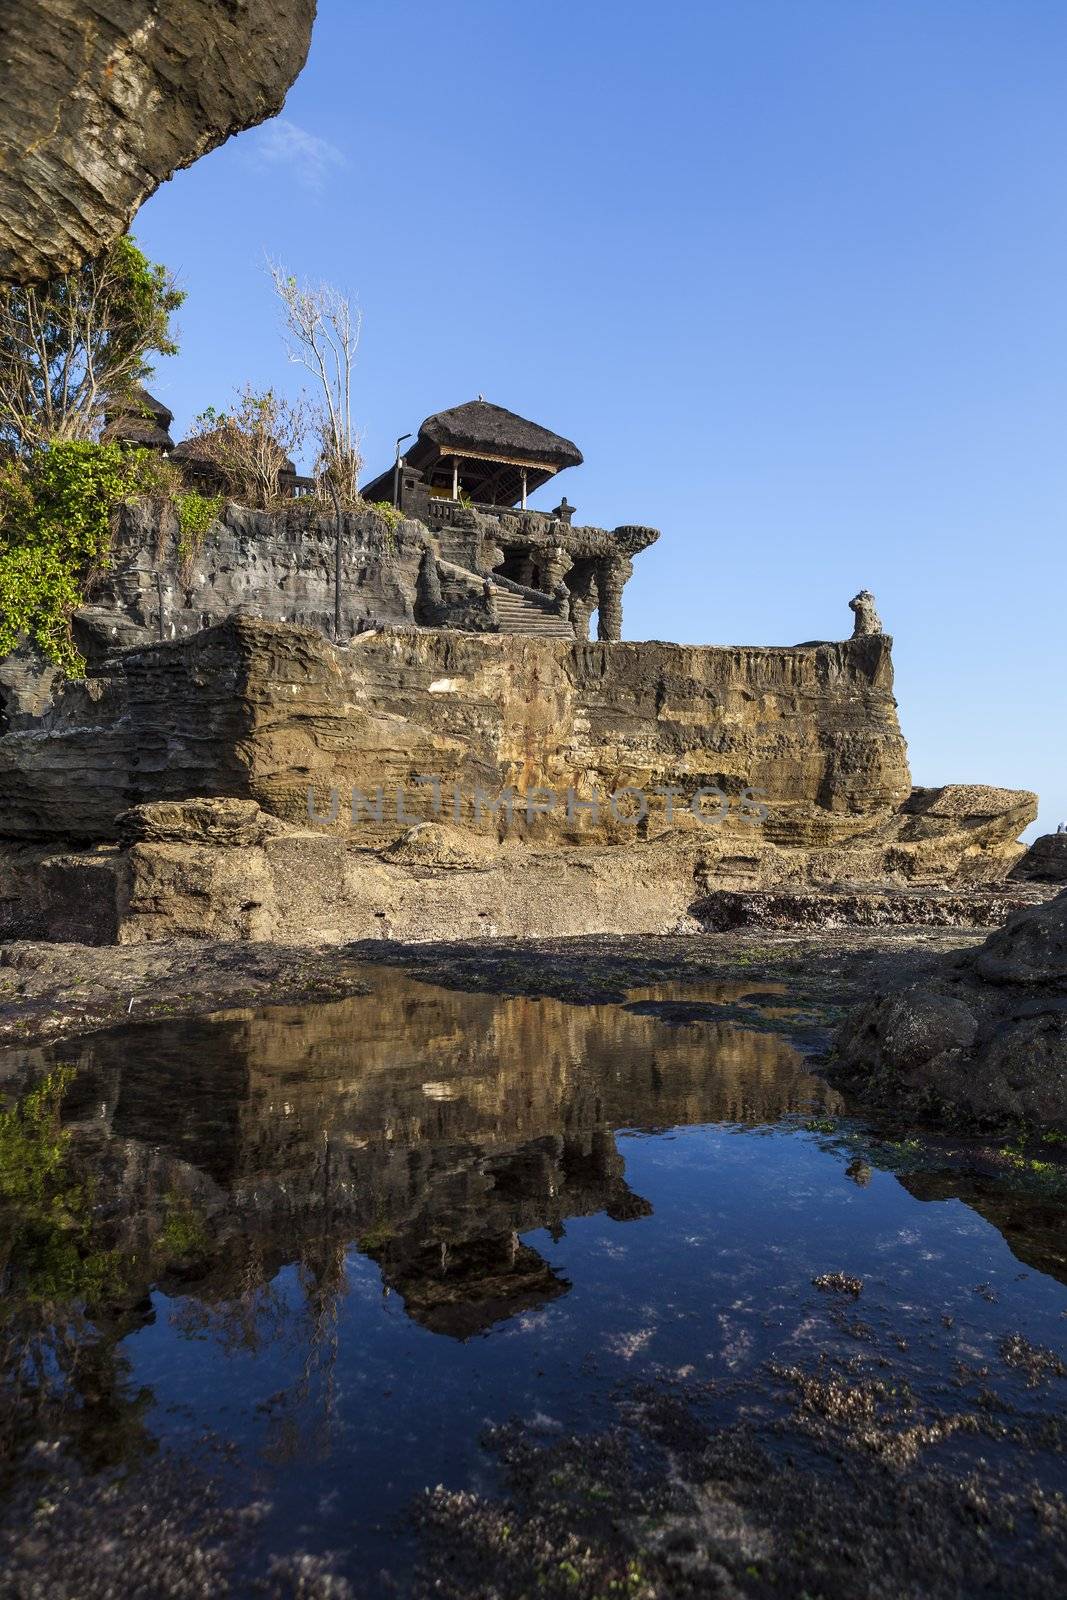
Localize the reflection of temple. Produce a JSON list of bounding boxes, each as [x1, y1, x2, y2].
[[20, 972, 831, 1339]]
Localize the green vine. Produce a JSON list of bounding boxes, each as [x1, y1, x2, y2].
[[0, 441, 179, 676], [175, 490, 223, 569]]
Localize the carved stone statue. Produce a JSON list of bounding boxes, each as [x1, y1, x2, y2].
[[849, 589, 883, 637]]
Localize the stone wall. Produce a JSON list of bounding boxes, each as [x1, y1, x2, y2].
[[77, 502, 435, 657]]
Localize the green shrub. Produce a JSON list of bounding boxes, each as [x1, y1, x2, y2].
[[0, 440, 185, 676], [367, 498, 405, 554]]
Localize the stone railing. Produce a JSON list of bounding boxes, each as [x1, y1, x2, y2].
[[488, 569, 570, 617], [426, 499, 563, 535]]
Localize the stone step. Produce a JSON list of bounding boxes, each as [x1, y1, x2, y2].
[[489, 585, 574, 638]]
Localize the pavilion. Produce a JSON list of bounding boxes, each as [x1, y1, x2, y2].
[[361, 397, 583, 510]]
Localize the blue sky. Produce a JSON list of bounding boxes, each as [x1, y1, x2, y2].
[[134, 0, 1067, 837]]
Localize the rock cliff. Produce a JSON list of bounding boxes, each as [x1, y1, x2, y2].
[[0, 616, 1038, 943], [0, 0, 316, 282]]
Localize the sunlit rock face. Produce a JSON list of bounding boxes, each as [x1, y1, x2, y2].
[[0, 615, 912, 846], [0, 0, 316, 283], [0, 617, 1038, 941]]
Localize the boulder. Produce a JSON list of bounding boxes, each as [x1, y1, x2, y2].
[[118, 840, 275, 943], [0, 0, 316, 283], [968, 889, 1067, 985], [833, 889, 1067, 1130], [834, 988, 978, 1090], [116, 799, 284, 848], [1010, 833, 1067, 884]]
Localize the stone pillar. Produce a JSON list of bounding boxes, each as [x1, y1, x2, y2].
[[566, 562, 597, 640], [595, 556, 632, 642], [542, 542, 573, 592], [569, 594, 592, 640]]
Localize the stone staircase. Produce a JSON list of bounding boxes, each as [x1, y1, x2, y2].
[[490, 583, 574, 638]]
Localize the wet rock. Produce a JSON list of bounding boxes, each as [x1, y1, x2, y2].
[[969, 890, 1067, 985], [812, 1272, 864, 1297], [0, 1, 317, 283], [835, 987, 979, 1080], [833, 890, 1067, 1131], [695, 886, 1037, 931]]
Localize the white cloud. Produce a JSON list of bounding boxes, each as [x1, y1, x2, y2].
[[250, 118, 346, 192]]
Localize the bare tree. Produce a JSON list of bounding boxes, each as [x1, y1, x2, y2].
[[183, 386, 306, 509], [0, 237, 182, 453], [268, 263, 362, 505]]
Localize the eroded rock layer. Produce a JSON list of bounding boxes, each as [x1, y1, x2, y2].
[[0, 0, 316, 282], [0, 619, 1038, 942], [0, 615, 912, 845]]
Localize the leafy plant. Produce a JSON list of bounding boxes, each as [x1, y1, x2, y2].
[[175, 489, 223, 568], [0, 235, 183, 452], [367, 498, 404, 551], [0, 440, 177, 674]]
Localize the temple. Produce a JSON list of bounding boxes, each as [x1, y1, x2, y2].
[[364, 397, 658, 642], [96, 392, 659, 643]]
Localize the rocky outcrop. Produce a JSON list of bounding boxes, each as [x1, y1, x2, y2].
[[694, 885, 1047, 932], [833, 889, 1067, 1130], [0, 0, 316, 283], [77, 501, 434, 658], [0, 614, 913, 845], [0, 613, 1038, 941], [1011, 833, 1067, 884]]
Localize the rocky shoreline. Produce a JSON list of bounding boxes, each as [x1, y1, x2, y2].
[[834, 888, 1067, 1132]]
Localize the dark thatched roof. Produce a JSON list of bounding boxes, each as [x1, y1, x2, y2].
[[362, 399, 583, 508], [101, 386, 174, 451], [417, 400, 582, 473]]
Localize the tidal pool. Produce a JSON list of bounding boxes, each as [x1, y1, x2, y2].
[[1, 967, 1065, 1596]]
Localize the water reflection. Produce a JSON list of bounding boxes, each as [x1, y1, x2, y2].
[[2, 973, 837, 1345], [2, 965, 1067, 1586]]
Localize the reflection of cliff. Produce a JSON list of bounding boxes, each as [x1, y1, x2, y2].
[[10, 971, 836, 1337], [898, 1171, 1067, 1288]]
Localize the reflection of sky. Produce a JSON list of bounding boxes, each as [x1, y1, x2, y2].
[[129, 1124, 1067, 1588]]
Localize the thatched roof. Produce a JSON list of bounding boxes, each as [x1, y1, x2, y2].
[[362, 399, 583, 507], [418, 400, 582, 473], [101, 386, 174, 451]]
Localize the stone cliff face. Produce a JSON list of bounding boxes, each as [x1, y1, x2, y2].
[[0, 615, 912, 846], [0, 0, 316, 282], [0, 618, 1037, 942], [80, 502, 433, 654]]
